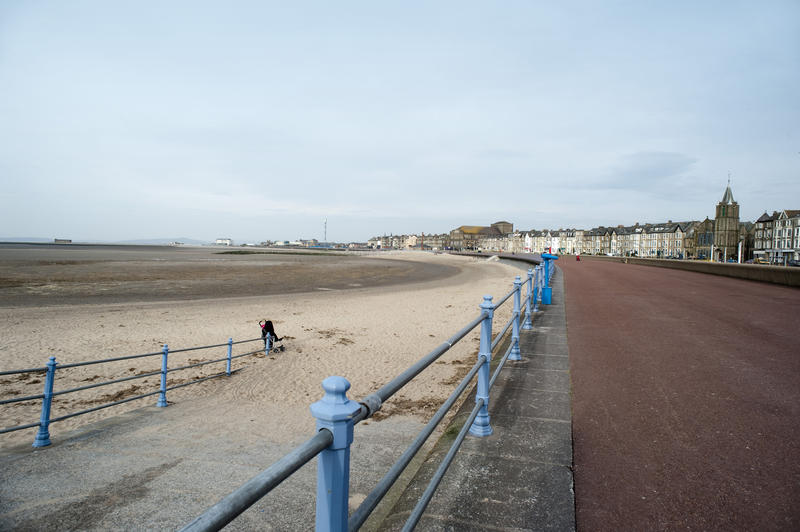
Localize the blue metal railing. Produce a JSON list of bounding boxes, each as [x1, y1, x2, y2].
[[0, 335, 278, 446], [183, 258, 560, 531]]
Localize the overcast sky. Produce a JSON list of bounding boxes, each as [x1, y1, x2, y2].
[[1, 1, 798, 243]]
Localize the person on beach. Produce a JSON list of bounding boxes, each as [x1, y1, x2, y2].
[[259, 319, 282, 347]]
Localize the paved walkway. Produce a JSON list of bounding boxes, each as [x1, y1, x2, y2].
[[9, 257, 794, 531], [379, 265, 575, 531], [560, 257, 800, 531]]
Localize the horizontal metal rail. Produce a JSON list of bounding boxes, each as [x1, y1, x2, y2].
[[402, 398, 486, 531], [0, 421, 41, 435], [361, 313, 486, 415], [180, 428, 334, 532], [169, 342, 230, 354], [167, 357, 229, 373], [0, 367, 46, 376], [494, 284, 518, 309], [0, 392, 46, 406], [231, 338, 262, 346], [348, 355, 487, 530], [230, 349, 263, 360], [47, 371, 239, 425], [57, 350, 163, 369], [51, 370, 161, 397], [164, 371, 235, 393], [490, 341, 516, 390]]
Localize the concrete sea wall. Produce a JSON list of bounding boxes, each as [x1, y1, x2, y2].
[[447, 251, 799, 287], [583, 255, 800, 287]]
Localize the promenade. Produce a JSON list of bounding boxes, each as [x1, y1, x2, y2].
[[2, 256, 797, 530], [561, 257, 799, 531]]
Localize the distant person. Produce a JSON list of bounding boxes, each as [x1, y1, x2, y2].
[[259, 319, 282, 347], [576, 252, 581, 261]]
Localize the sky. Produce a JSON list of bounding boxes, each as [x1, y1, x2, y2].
[[1, 1, 798, 244]]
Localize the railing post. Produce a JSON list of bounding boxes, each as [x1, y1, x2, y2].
[[310, 376, 360, 532], [226, 338, 233, 376], [543, 256, 550, 284], [541, 254, 559, 305], [542, 258, 553, 305], [32, 356, 57, 448], [469, 295, 494, 437], [157, 344, 168, 407], [510, 276, 522, 361], [523, 268, 533, 330], [533, 265, 541, 313]]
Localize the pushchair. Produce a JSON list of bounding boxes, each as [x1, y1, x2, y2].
[[259, 320, 285, 353]]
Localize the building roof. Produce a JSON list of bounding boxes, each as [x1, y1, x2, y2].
[[456, 225, 488, 235], [454, 225, 505, 236]]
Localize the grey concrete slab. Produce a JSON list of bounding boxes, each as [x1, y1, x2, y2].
[[501, 367, 571, 392], [491, 382, 572, 421], [380, 457, 573, 532], [512, 355, 570, 371], [522, 331, 568, 357]]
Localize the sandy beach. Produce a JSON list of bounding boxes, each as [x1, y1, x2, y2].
[[0, 248, 521, 450]]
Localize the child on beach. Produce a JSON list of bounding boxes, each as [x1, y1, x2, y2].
[[259, 320, 282, 348]]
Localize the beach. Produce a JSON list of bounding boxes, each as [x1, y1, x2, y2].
[[0, 247, 521, 450]]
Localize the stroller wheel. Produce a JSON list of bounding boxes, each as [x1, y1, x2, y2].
[[279, 345, 285, 352]]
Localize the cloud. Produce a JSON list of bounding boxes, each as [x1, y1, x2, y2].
[[599, 151, 699, 191]]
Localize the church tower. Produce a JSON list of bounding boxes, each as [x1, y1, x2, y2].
[[713, 179, 740, 261]]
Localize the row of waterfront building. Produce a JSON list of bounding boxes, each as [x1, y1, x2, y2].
[[368, 184, 800, 264]]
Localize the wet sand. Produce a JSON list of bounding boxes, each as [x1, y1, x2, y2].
[[0, 244, 457, 307]]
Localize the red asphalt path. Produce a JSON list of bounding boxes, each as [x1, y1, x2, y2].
[[560, 258, 799, 531]]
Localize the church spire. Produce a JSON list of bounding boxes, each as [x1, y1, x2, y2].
[[721, 174, 735, 205]]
